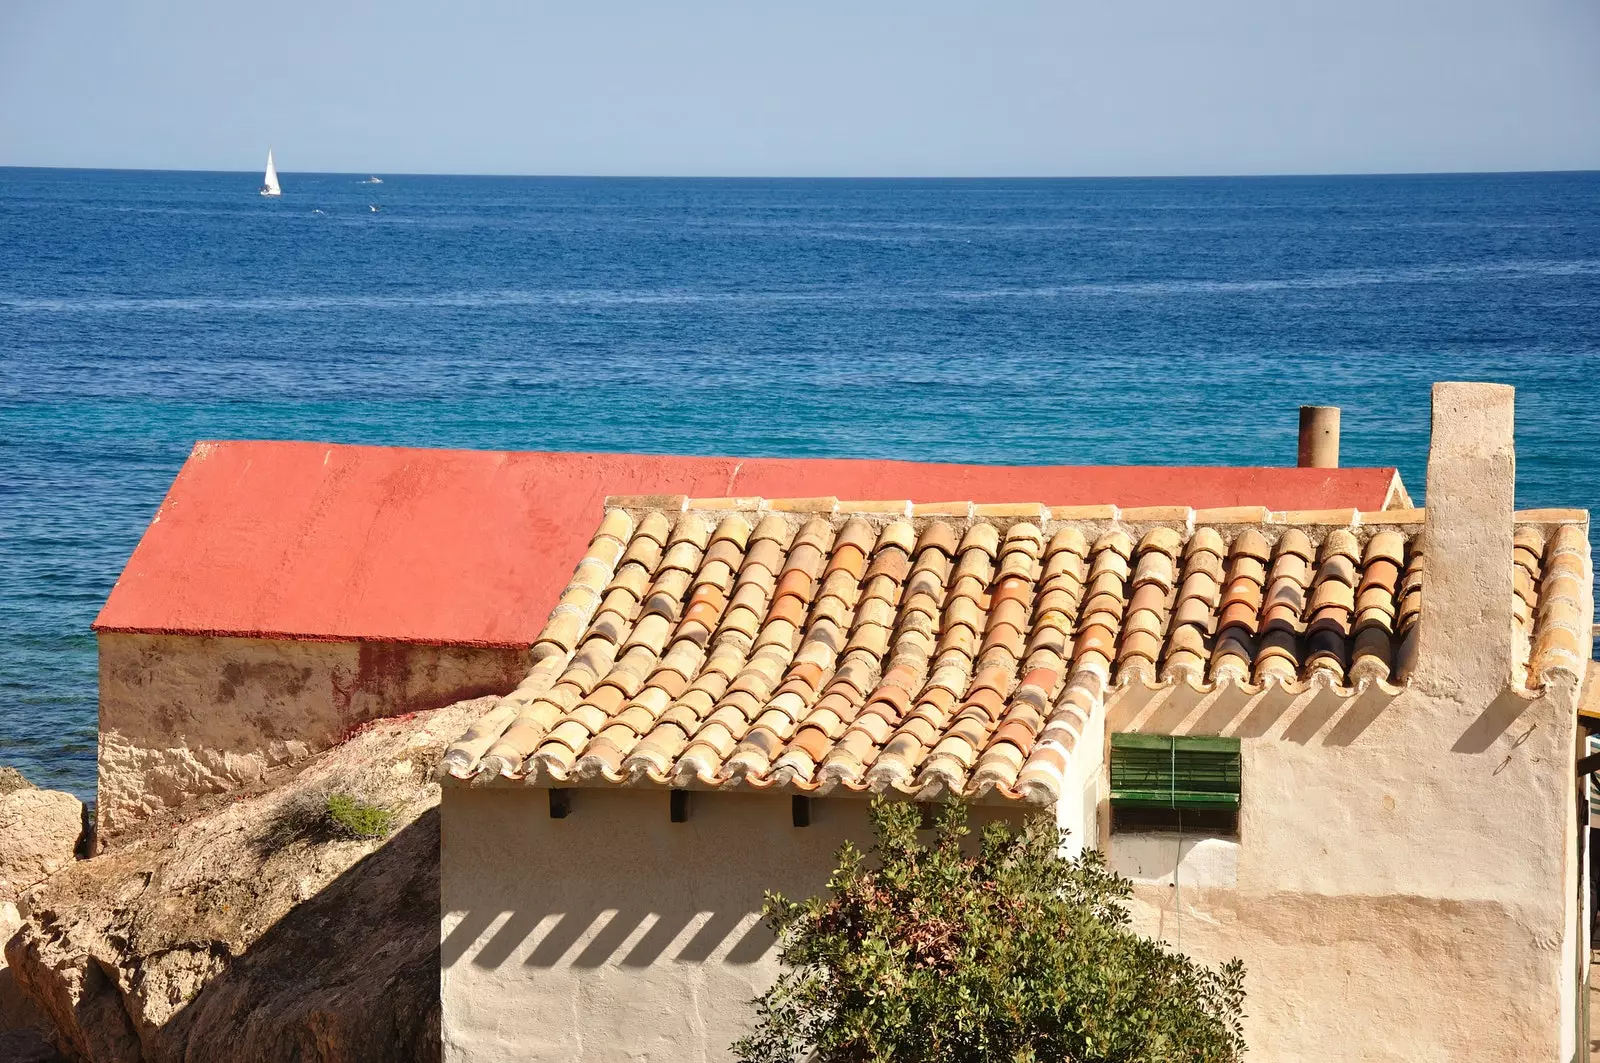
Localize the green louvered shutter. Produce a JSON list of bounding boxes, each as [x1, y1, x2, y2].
[[1110, 733, 1240, 810]]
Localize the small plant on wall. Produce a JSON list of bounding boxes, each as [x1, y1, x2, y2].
[[734, 798, 1246, 1063]]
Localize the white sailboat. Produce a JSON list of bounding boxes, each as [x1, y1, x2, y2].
[[260, 149, 281, 196]]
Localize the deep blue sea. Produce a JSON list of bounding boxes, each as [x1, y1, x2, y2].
[[2, 167, 1598, 798]]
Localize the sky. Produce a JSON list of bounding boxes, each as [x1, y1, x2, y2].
[[2, 0, 1598, 177]]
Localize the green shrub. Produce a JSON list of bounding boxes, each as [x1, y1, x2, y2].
[[735, 798, 1246, 1063], [323, 792, 395, 840], [257, 789, 395, 853]]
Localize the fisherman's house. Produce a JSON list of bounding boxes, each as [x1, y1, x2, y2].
[[94, 384, 1593, 1062]]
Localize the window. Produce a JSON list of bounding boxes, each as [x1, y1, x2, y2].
[[1109, 733, 1241, 835]]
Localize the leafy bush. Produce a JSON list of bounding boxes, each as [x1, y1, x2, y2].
[[257, 790, 395, 853], [735, 799, 1246, 1063], [323, 792, 395, 840]]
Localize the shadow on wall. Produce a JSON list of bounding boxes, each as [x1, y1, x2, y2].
[[439, 790, 823, 979], [1110, 681, 1403, 747], [1451, 688, 1540, 755], [438, 788, 871, 1062], [1115, 678, 1551, 761], [444, 893, 776, 972], [439, 789, 1028, 984]]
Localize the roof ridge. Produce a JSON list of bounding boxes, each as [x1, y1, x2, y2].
[[603, 495, 1587, 529]]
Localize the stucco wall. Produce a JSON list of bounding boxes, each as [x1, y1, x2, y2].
[[1056, 701, 1103, 859], [98, 632, 529, 835], [1103, 679, 1580, 1062], [439, 788, 1021, 1063]]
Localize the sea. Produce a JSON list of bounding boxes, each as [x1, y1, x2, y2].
[[2, 167, 1598, 799]]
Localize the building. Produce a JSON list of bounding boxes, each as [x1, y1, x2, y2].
[[438, 384, 1592, 1062], [91, 437, 1398, 837]]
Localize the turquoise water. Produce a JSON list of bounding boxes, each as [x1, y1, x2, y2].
[[2, 167, 1598, 798]]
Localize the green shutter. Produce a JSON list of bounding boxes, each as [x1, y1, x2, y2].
[[1110, 733, 1240, 810]]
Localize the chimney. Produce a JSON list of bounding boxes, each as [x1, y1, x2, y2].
[[1297, 406, 1341, 468], [1414, 382, 1517, 696]]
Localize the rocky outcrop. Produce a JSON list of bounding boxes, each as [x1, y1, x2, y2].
[[3, 900, 53, 1034], [1, 940, 62, 1061], [0, 1024, 67, 1063], [6, 697, 488, 1063], [1, 769, 78, 1061], [0, 774, 84, 900], [1, 767, 35, 794]]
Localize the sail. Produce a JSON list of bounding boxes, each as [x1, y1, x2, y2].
[[262, 150, 281, 196]]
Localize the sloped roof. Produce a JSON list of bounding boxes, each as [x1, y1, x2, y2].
[[93, 440, 1409, 646], [442, 497, 1587, 804]]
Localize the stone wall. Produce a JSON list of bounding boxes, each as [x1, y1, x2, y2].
[[98, 633, 529, 836]]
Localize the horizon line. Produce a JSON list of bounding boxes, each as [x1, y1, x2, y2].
[[3, 164, 1599, 182]]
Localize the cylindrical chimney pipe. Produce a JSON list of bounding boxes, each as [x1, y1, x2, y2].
[[1298, 406, 1341, 468]]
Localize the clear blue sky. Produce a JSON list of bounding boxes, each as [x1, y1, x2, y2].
[[3, 0, 1598, 176]]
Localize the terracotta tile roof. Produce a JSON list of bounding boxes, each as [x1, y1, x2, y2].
[[442, 498, 1591, 804]]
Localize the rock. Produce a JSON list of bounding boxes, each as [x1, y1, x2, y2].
[[0, 783, 84, 901], [0, 1025, 68, 1063], [0, 768, 84, 1047], [3, 900, 54, 1050], [3, 900, 50, 1029], [5, 697, 487, 1063]]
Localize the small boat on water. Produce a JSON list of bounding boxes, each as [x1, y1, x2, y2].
[[362, 176, 384, 184], [260, 149, 281, 197]]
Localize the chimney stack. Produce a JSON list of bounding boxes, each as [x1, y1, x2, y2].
[[1298, 406, 1341, 468], [1414, 382, 1517, 696]]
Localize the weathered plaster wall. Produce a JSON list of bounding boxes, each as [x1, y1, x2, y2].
[[98, 633, 529, 835], [1104, 680, 1579, 1062], [439, 789, 1021, 1063]]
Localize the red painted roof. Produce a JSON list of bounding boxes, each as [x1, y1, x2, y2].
[[93, 440, 1407, 646]]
